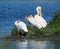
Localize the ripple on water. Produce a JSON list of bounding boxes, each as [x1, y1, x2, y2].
[[0, 39, 60, 49]]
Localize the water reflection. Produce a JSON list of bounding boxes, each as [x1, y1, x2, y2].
[[0, 39, 60, 49], [16, 40, 28, 49], [16, 40, 60, 49], [16, 39, 38, 49]]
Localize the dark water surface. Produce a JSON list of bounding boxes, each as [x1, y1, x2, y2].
[[0, 39, 60, 49], [0, 2, 60, 36]]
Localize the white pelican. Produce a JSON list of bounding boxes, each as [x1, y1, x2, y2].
[[14, 20, 28, 37], [34, 6, 47, 28], [25, 6, 47, 29], [25, 15, 42, 29]]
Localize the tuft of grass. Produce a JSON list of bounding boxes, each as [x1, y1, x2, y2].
[[11, 27, 18, 36]]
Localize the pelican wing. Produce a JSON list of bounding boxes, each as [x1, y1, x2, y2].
[[27, 18, 42, 29], [15, 21, 28, 32], [34, 15, 47, 28], [19, 22, 28, 32]]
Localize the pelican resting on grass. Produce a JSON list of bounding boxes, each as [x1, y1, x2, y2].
[[25, 6, 47, 29], [25, 15, 42, 29], [14, 20, 28, 37], [35, 6, 47, 27]]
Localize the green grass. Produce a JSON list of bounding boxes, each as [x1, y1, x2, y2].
[[11, 12, 60, 38]]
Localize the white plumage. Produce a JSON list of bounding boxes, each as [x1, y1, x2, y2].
[[25, 15, 42, 29], [14, 20, 28, 37], [25, 6, 47, 29], [34, 15, 47, 28], [34, 6, 47, 28]]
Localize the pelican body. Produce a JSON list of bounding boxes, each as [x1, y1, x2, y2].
[[25, 6, 47, 29], [15, 20, 28, 37], [25, 15, 42, 29], [34, 15, 47, 28], [35, 6, 47, 27]]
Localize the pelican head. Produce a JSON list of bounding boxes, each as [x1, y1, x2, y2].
[[16, 19, 20, 23], [25, 15, 34, 20], [36, 6, 41, 16]]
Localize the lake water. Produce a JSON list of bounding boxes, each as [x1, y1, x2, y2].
[[0, 39, 60, 49]]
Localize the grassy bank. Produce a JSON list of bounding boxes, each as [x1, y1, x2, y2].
[[11, 12, 60, 38]]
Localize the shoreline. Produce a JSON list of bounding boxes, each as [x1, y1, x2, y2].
[[1, 35, 60, 41]]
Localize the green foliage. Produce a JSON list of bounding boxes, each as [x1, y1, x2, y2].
[[11, 27, 18, 36], [11, 12, 60, 37]]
